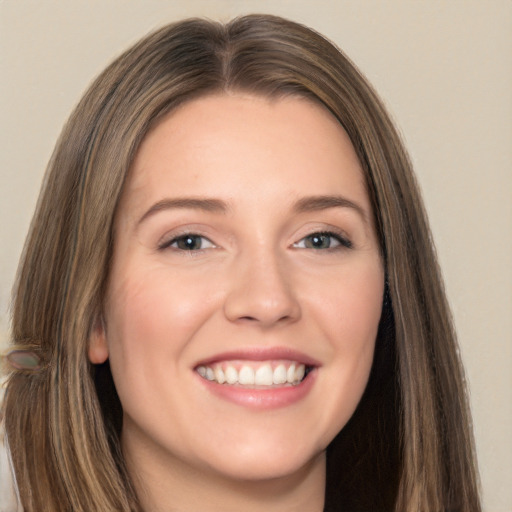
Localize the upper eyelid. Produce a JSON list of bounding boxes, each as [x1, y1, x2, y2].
[[295, 225, 352, 242], [157, 226, 212, 246]]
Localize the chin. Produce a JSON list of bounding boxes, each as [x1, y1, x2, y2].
[[198, 440, 326, 483]]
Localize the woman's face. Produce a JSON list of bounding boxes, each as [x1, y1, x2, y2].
[[89, 93, 384, 483]]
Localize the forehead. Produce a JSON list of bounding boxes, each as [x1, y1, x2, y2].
[[121, 93, 370, 215]]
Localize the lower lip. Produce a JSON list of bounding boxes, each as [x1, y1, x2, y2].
[[196, 370, 317, 410]]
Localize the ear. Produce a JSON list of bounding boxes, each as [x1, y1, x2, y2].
[[88, 317, 109, 364]]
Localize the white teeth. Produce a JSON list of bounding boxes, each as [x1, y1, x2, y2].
[[273, 364, 287, 384], [225, 365, 238, 384], [287, 363, 296, 383], [197, 361, 310, 387], [214, 366, 226, 384], [239, 365, 255, 385], [255, 364, 273, 385]]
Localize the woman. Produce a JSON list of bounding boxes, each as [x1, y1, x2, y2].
[[1, 14, 480, 511]]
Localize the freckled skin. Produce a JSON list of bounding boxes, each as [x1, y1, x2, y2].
[[89, 93, 384, 511]]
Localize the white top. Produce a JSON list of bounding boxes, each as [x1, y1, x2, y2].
[[0, 430, 22, 512]]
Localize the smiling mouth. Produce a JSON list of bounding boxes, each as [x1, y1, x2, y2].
[[195, 360, 313, 388]]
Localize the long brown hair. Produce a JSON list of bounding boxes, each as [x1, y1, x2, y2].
[[2, 14, 480, 511]]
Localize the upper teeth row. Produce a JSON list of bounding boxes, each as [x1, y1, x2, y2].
[[196, 362, 306, 386]]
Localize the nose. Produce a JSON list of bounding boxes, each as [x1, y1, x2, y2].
[[223, 247, 301, 327]]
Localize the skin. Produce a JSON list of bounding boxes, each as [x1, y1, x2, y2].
[[89, 93, 384, 512]]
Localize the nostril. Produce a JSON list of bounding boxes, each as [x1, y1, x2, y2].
[[234, 314, 296, 329]]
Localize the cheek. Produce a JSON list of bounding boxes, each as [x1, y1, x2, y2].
[[102, 262, 225, 394], [317, 260, 384, 345], [312, 262, 383, 424], [102, 272, 210, 420], [106, 263, 209, 341]]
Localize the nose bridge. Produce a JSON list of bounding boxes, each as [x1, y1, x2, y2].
[[223, 241, 301, 326]]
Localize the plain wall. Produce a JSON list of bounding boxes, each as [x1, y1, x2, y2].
[[0, 1, 511, 510]]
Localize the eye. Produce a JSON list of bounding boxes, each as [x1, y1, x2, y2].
[[161, 234, 215, 251], [293, 231, 352, 250]]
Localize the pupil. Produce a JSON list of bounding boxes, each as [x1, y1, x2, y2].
[[310, 234, 329, 248], [179, 236, 200, 250]]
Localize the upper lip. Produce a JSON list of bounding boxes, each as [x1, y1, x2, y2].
[[195, 347, 321, 368]]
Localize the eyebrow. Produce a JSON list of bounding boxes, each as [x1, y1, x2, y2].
[[138, 197, 229, 225], [293, 195, 368, 223], [137, 194, 368, 225]]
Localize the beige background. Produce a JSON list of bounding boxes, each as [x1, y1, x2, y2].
[[0, 1, 510, 510]]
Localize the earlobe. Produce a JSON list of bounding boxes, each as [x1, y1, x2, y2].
[[88, 317, 109, 364]]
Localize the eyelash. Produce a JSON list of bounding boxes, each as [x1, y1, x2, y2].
[[159, 230, 352, 252], [158, 234, 215, 252], [293, 231, 352, 250]]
